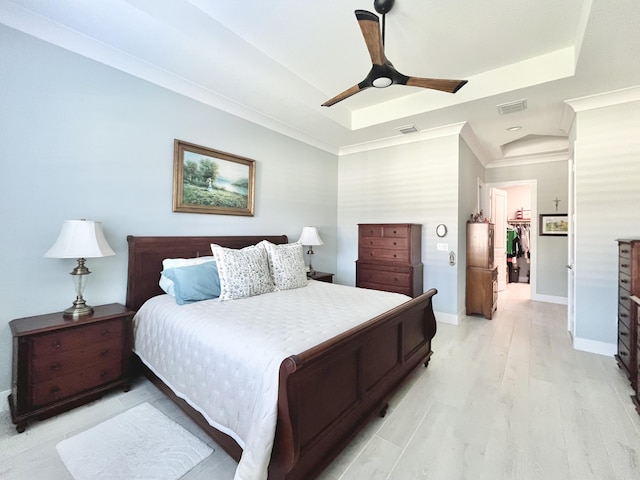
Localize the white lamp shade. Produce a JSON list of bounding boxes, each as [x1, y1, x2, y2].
[[297, 226, 324, 246], [45, 220, 115, 258]]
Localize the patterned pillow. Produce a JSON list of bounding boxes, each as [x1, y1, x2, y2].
[[210, 243, 275, 300], [260, 241, 308, 291]]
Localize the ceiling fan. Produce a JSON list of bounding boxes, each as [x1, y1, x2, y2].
[[322, 0, 468, 107]]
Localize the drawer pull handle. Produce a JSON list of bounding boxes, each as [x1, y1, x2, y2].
[[50, 385, 60, 394], [101, 329, 110, 336], [621, 296, 629, 301], [620, 351, 628, 357], [393, 254, 397, 258], [621, 279, 629, 284], [100, 349, 109, 356], [621, 331, 629, 336], [393, 242, 397, 246], [621, 313, 628, 318], [52, 340, 61, 349], [621, 264, 629, 268], [621, 249, 629, 254], [100, 371, 109, 378], [50, 362, 62, 371]]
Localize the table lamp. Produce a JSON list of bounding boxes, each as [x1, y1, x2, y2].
[[297, 226, 323, 275], [45, 219, 115, 318]]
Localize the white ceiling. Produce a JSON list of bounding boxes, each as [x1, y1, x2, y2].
[[2, 0, 639, 164]]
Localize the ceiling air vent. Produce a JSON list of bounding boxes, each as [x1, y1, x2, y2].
[[497, 99, 527, 115], [396, 125, 419, 134]]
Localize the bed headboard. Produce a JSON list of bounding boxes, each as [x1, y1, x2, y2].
[[126, 235, 288, 311]]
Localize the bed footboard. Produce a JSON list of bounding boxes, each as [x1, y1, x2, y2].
[[270, 288, 438, 480]]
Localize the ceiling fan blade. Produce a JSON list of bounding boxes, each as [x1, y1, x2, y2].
[[355, 10, 386, 65], [404, 77, 468, 94], [321, 84, 364, 107]]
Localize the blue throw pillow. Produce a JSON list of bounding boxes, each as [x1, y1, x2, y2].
[[162, 261, 221, 305]]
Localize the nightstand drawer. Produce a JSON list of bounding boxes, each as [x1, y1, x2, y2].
[[30, 337, 123, 383], [30, 319, 123, 357], [31, 359, 123, 407]]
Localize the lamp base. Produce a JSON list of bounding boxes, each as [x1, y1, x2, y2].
[[63, 298, 94, 318]]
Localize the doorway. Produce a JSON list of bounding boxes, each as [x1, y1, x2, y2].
[[485, 180, 537, 300]]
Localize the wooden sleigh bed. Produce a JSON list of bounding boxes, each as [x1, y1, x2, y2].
[[126, 234, 438, 480]]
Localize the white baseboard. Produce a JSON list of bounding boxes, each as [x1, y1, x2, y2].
[[0, 389, 10, 412], [530, 293, 568, 305], [573, 337, 616, 357], [435, 311, 459, 325]]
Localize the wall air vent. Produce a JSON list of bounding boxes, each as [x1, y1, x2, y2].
[[497, 99, 527, 115], [396, 125, 419, 134]]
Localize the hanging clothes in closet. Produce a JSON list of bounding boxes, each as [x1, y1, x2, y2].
[[507, 222, 531, 283]]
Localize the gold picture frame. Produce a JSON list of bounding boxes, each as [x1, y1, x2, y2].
[[173, 139, 255, 216]]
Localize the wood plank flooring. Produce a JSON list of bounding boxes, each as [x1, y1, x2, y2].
[[2, 283, 639, 479]]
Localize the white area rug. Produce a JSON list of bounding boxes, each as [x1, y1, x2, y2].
[[56, 402, 213, 480]]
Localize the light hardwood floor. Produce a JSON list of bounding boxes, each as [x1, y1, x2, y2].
[[2, 283, 639, 479]]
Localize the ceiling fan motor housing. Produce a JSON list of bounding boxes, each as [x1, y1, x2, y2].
[[374, 0, 395, 14]]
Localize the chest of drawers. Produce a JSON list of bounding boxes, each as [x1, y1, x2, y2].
[[8, 303, 134, 432], [616, 240, 640, 392], [356, 223, 423, 298]]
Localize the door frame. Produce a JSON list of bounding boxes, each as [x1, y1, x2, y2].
[[484, 179, 538, 298]]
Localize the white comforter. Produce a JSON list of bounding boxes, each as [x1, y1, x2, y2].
[[133, 280, 410, 480]]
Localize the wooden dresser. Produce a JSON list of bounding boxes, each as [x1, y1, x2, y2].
[[356, 223, 423, 298], [8, 303, 134, 432], [466, 222, 498, 319], [630, 295, 640, 415], [615, 239, 640, 395]]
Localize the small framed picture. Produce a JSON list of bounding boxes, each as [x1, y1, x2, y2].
[[173, 139, 255, 216], [539, 214, 568, 236]]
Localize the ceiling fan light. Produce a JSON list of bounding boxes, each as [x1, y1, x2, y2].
[[372, 77, 392, 88]]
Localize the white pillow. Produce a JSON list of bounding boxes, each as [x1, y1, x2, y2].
[[260, 241, 308, 291], [210, 243, 275, 301], [159, 256, 216, 295]]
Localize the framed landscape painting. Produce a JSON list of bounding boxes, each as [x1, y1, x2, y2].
[[539, 213, 568, 236], [173, 139, 255, 216]]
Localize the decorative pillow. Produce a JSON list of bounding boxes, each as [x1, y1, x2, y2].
[[210, 243, 275, 301], [159, 256, 216, 295], [161, 261, 221, 305], [260, 241, 308, 291]]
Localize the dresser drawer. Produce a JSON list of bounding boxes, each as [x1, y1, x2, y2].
[[359, 237, 409, 250], [619, 286, 631, 307], [30, 337, 123, 383], [357, 268, 411, 288], [30, 319, 123, 357], [359, 247, 411, 263], [381, 225, 409, 238], [619, 271, 632, 290], [619, 255, 632, 277], [358, 281, 411, 296], [31, 358, 123, 408], [618, 337, 632, 372], [619, 302, 631, 330], [619, 317, 632, 350]]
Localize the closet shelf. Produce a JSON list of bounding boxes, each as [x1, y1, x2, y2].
[[508, 218, 530, 223]]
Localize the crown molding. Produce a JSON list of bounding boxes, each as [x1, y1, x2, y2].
[[565, 85, 640, 112]]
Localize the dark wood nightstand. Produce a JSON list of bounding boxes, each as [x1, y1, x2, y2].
[[308, 271, 334, 283], [8, 303, 134, 432]]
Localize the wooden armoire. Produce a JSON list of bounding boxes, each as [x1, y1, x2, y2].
[[466, 222, 498, 319], [356, 223, 423, 298]]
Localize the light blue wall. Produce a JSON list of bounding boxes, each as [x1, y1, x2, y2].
[[573, 100, 640, 345], [0, 26, 338, 391], [337, 134, 460, 318]]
